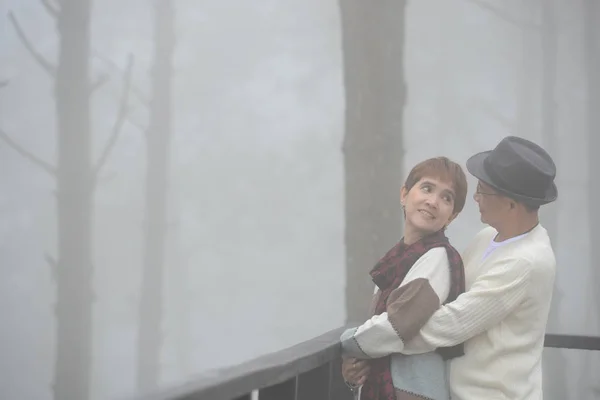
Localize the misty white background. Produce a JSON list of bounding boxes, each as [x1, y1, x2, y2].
[[0, 0, 597, 399]]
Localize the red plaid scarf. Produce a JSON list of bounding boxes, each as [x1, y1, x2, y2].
[[361, 229, 465, 400]]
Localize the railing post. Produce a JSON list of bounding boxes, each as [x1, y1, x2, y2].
[[295, 362, 331, 400], [329, 358, 353, 400], [259, 377, 297, 400]]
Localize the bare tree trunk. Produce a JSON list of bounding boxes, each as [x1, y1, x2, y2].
[[3, 3, 133, 400], [54, 0, 94, 399], [515, 2, 538, 138], [539, 2, 569, 400], [584, 0, 600, 302], [136, 0, 175, 391], [583, 0, 600, 397], [339, 0, 406, 323], [541, 0, 558, 234]]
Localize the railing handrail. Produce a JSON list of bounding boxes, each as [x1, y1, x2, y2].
[[131, 328, 600, 400], [544, 333, 600, 350], [131, 326, 348, 400]]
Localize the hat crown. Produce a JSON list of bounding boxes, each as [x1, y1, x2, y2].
[[483, 136, 556, 200]]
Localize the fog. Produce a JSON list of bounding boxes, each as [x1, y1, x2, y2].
[[0, 0, 598, 399]]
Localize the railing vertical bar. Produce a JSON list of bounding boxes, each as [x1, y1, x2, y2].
[[327, 360, 333, 400], [297, 362, 330, 400], [329, 357, 353, 400], [258, 376, 298, 400]]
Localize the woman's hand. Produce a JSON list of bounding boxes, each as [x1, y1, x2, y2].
[[341, 357, 371, 386]]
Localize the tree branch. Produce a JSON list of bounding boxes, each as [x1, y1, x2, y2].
[[8, 12, 57, 78], [464, 0, 541, 30], [40, 0, 59, 18], [96, 171, 118, 186], [92, 51, 149, 105], [90, 73, 110, 92], [0, 128, 57, 176], [93, 54, 134, 178], [44, 253, 58, 282], [126, 116, 147, 133]]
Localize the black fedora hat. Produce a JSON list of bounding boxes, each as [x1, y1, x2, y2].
[[466, 136, 558, 206]]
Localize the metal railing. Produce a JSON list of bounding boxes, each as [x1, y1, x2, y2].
[[543, 333, 600, 351], [132, 328, 600, 400]]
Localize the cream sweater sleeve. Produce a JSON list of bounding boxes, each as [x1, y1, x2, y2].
[[401, 257, 532, 354], [340, 248, 450, 359]]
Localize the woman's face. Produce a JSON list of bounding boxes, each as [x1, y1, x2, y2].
[[401, 176, 457, 236]]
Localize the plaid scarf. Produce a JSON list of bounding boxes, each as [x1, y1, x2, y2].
[[361, 229, 465, 400]]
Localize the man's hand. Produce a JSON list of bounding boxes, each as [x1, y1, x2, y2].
[[341, 357, 370, 386]]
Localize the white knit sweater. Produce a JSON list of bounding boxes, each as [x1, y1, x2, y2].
[[401, 224, 556, 400]]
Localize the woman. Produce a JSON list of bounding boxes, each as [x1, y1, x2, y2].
[[340, 157, 468, 400]]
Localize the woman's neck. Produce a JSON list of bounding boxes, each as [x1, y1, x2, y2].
[[403, 226, 426, 246]]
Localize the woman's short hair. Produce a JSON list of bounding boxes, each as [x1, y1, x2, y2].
[[403, 157, 468, 215]]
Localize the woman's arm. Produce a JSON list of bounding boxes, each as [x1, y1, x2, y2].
[[340, 247, 451, 359]]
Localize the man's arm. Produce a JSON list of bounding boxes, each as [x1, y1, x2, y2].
[[401, 257, 532, 354], [340, 247, 450, 359]]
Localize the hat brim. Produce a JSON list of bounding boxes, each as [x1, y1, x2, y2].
[[466, 151, 558, 206]]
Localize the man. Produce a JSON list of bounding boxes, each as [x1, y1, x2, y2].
[[343, 136, 557, 400]]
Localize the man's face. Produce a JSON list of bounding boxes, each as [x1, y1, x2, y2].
[[473, 180, 510, 226]]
